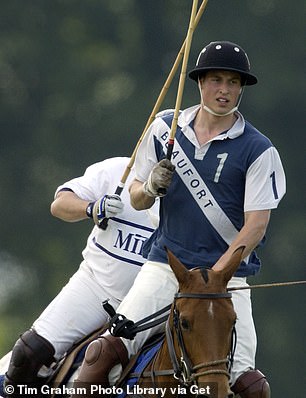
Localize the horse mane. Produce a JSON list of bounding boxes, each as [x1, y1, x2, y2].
[[190, 266, 209, 283], [199, 267, 209, 283]]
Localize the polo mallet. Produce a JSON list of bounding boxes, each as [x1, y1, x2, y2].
[[157, 0, 199, 195], [100, 0, 208, 229]]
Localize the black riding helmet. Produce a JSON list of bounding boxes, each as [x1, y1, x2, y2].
[[188, 41, 258, 86]]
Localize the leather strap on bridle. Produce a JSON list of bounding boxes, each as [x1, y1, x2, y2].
[[175, 292, 232, 299]]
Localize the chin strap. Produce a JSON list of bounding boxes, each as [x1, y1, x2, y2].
[[198, 78, 244, 117], [202, 104, 238, 116]]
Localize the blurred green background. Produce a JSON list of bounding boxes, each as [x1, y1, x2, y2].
[[0, 1, 305, 396]]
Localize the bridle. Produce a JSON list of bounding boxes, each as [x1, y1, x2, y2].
[[165, 291, 236, 386], [105, 286, 237, 388], [106, 273, 305, 391]]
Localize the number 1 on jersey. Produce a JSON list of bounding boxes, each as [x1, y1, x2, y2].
[[270, 171, 279, 199], [214, 153, 228, 183]]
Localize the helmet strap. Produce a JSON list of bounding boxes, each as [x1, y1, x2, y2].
[[197, 78, 244, 117]]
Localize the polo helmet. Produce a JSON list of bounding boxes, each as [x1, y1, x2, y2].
[[188, 41, 258, 86]]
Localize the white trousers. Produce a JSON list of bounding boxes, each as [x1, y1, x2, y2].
[[115, 261, 256, 384], [33, 261, 121, 360]]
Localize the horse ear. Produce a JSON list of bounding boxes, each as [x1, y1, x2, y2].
[[166, 248, 189, 285], [220, 245, 246, 284]]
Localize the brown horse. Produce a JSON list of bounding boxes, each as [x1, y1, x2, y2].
[[33, 246, 243, 397], [128, 247, 245, 398]]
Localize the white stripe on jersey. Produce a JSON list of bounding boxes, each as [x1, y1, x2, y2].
[[162, 139, 239, 245]]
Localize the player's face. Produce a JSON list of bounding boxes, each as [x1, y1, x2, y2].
[[199, 70, 242, 115]]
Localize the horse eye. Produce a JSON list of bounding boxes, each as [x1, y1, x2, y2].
[[180, 318, 190, 330]]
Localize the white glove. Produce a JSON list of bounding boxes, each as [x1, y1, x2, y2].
[[92, 194, 124, 228], [143, 159, 175, 197]]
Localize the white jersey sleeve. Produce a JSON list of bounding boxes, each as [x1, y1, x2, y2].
[[55, 158, 122, 201], [134, 118, 164, 182], [244, 146, 286, 211]]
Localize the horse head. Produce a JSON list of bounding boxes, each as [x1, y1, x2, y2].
[[166, 246, 245, 398]]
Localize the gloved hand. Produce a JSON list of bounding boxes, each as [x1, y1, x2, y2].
[[92, 194, 124, 227], [143, 159, 175, 197]]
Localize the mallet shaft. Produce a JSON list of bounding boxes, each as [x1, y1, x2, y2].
[[101, 0, 209, 229]]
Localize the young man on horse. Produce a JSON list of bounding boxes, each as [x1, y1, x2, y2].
[[2, 157, 159, 396], [74, 41, 286, 397]]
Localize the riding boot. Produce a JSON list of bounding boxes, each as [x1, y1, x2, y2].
[[231, 369, 271, 397], [71, 335, 128, 398], [4, 329, 55, 398]]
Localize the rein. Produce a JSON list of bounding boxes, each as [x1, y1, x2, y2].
[[228, 280, 306, 292], [103, 300, 171, 339]]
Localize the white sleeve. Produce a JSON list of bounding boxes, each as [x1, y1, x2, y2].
[[55, 163, 110, 200], [134, 119, 161, 182], [244, 146, 286, 211]]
